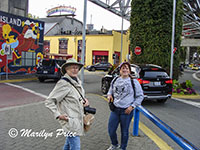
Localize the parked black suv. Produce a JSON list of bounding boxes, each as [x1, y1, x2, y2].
[[101, 64, 172, 103], [86, 62, 112, 71], [101, 64, 140, 94], [36, 59, 66, 82]]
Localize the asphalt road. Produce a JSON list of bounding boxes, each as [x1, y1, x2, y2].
[[179, 69, 200, 95], [12, 71, 200, 149]]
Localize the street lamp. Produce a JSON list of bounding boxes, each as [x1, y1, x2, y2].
[[81, 0, 87, 86], [170, 0, 176, 78]]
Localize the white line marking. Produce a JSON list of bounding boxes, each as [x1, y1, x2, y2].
[[5, 83, 48, 99], [193, 71, 200, 81], [173, 98, 200, 108], [0, 101, 45, 111]]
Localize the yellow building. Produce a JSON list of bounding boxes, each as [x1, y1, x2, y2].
[[44, 30, 130, 66]]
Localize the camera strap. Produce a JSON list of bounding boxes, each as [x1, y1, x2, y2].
[[62, 77, 86, 103]]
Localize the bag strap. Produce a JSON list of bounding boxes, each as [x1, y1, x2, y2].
[[111, 76, 119, 89], [62, 77, 85, 103], [131, 79, 136, 99], [111, 76, 119, 101]]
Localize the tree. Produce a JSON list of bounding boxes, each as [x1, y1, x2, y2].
[[28, 13, 39, 19], [130, 0, 183, 79]]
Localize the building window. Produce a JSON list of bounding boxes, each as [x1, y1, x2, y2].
[[77, 40, 86, 63], [21, 52, 36, 66], [114, 52, 120, 65], [93, 55, 108, 64], [92, 51, 108, 64], [43, 40, 50, 57], [59, 38, 68, 54]]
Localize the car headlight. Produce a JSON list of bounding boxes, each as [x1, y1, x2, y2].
[[87, 66, 91, 69]]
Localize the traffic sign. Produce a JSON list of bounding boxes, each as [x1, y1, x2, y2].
[[134, 46, 142, 55], [173, 47, 177, 54]]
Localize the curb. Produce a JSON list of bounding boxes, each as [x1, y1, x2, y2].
[[193, 71, 200, 81], [0, 77, 37, 83]]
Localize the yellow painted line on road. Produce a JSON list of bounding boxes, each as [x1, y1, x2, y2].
[[139, 122, 173, 150], [0, 77, 37, 83], [88, 93, 173, 150]]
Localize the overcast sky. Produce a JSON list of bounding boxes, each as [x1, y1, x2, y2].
[[28, 0, 130, 30]]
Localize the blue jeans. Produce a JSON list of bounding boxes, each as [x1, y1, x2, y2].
[[63, 136, 80, 150], [108, 107, 134, 150]]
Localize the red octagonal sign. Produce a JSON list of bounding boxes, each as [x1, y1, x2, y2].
[[134, 46, 142, 55]]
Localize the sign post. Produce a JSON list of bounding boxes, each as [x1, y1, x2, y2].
[[5, 45, 11, 80], [170, 0, 176, 78], [81, 0, 87, 87], [134, 46, 142, 55]]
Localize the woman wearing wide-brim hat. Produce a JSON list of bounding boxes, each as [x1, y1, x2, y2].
[[45, 58, 90, 150]]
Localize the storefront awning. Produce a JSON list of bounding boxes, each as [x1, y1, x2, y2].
[[46, 53, 73, 60]]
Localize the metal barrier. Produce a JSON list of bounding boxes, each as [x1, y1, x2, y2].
[[133, 105, 199, 150]]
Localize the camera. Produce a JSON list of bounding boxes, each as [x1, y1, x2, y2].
[[84, 106, 96, 114]]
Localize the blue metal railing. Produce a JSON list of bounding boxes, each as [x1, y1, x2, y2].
[[133, 105, 199, 150]]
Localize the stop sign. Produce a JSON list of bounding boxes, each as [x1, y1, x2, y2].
[[134, 46, 142, 55]]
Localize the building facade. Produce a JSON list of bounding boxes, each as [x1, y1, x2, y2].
[[44, 30, 130, 66], [0, 0, 28, 17]]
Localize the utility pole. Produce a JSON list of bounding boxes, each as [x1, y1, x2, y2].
[[81, 0, 87, 86], [170, 0, 176, 78], [120, 0, 125, 63]]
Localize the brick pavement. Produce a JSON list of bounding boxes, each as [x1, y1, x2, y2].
[[0, 90, 158, 150], [1, 70, 200, 149], [0, 83, 43, 108]]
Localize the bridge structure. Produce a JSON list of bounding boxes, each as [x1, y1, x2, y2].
[[88, 0, 200, 64]]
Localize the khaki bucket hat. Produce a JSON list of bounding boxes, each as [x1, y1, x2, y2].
[[61, 58, 84, 75]]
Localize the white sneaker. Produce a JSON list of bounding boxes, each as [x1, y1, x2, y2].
[[106, 144, 120, 150]]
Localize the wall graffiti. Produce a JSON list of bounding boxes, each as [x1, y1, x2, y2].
[[0, 10, 44, 74]]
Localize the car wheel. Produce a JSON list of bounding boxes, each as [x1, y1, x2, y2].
[[101, 80, 109, 94], [54, 78, 59, 82], [157, 99, 167, 103], [38, 77, 45, 82], [91, 67, 95, 71]]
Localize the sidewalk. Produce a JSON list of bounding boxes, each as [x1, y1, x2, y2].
[[1, 70, 199, 149], [0, 86, 159, 150]]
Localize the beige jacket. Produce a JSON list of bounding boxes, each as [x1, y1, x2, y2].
[[45, 73, 85, 136]]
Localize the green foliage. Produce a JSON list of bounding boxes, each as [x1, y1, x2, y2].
[[28, 13, 39, 19], [172, 79, 180, 89], [130, 0, 183, 80], [172, 80, 196, 95], [186, 80, 193, 88]]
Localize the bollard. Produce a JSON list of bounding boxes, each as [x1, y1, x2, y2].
[[133, 108, 140, 136]]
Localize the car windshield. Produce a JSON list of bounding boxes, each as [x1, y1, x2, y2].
[[141, 71, 169, 78], [42, 60, 55, 67], [56, 60, 66, 67]]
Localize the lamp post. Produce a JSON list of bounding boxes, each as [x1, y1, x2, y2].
[[120, 0, 125, 63], [170, 0, 176, 78], [81, 0, 87, 86]]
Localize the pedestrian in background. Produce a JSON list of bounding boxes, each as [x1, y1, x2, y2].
[[45, 58, 90, 150], [107, 62, 144, 150]]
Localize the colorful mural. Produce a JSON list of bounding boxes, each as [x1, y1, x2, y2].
[[0, 10, 44, 74]]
